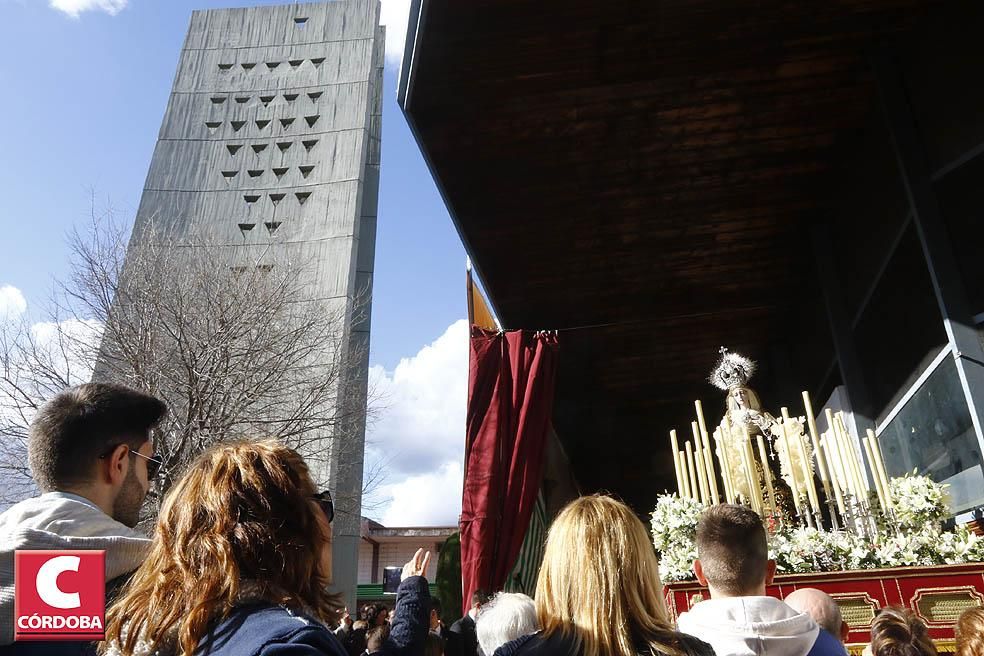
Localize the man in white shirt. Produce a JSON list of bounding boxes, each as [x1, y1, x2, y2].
[[0, 383, 166, 651]]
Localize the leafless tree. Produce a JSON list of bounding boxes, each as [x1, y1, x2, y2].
[[0, 204, 382, 513]]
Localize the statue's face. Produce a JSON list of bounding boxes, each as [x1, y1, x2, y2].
[[731, 387, 751, 408]]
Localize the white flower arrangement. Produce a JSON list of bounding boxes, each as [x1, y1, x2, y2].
[[889, 471, 950, 532], [651, 494, 703, 580], [651, 474, 983, 581]]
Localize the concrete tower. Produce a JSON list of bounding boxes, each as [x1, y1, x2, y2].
[[132, 1, 383, 608]]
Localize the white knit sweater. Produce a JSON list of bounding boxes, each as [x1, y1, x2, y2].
[[0, 491, 151, 645]]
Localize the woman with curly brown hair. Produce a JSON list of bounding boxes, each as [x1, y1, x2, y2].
[[102, 439, 432, 656], [867, 607, 937, 656], [956, 606, 984, 656]]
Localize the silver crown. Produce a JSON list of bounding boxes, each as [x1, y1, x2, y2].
[[709, 347, 756, 391]]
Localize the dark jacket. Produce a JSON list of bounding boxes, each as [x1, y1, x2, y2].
[[448, 615, 477, 656], [493, 631, 715, 656], [195, 577, 431, 656]]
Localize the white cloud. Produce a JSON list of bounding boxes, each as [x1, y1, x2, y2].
[[379, 0, 412, 68], [379, 461, 463, 526], [365, 319, 468, 525], [0, 286, 27, 321], [48, 0, 127, 18]]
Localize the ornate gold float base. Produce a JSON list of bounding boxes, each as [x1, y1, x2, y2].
[[665, 562, 984, 649]]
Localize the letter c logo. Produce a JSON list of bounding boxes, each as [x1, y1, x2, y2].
[[36, 556, 81, 609]]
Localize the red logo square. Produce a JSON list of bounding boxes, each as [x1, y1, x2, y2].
[[14, 550, 106, 641]]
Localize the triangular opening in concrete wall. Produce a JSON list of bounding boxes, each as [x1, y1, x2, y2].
[[311, 58, 325, 68], [289, 60, 303, 69], [252, 144, 268, 154], [308, 91, 323, 101], [205, 121, 222, 130], [270, 193, 286, 204], [299, 165, 314, 178], [231, 121, 246, 132], [295, 192, 311, 205], [218, 63, 233, 71], [244, 194, 260, 204], [266, 62, 280, 70], [222, 170, 238, 179], [227, 145, 243, 155], [273, 167, 289, 178], [280, 118, 295, 129], [238, 223, 255, 233], [265, 221, 282, 235], [277, 141, 293, 152], [211, 96, 226, 105], [305, 115, 319, 127], [247, 170, 264, 178], [235, 96, 250, 104], [260, 95, 275, 106], [256, 119, 271, 130], [284, 93, 299, 102], [302, 139, 318, 151], [241, 63, 256, 71], [294, 17, 308, 26]]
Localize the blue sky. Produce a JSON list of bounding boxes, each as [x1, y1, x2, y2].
[[0, 0, 468, 525]]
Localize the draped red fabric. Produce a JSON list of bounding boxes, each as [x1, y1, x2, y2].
[[459, 327, 559, 613]]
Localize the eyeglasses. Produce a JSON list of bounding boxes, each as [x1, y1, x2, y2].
[[312, 490, 334, 524], [130, 449, 164, 481], [99, 446, 164, 481]]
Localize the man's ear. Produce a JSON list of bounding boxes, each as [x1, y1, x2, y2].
[[693, 559, 708, 586], [102, 443, 130, 486], [765, 559, 777, 586]]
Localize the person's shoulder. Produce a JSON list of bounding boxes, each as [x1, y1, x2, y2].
[[805, 629, 846, 656], [449, 616, 471, 632], [202, 604, 343, 656], [665, 632, 715, 656], [493, 633, 545, 656]]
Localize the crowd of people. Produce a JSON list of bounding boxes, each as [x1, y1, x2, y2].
[[0, 383, 982, 656]]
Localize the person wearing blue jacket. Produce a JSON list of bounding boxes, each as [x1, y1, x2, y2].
[[102, 439, 432, 656]]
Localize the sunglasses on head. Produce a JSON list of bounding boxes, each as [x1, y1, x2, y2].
[[312, 490, 334, 524], [99, 445, 164, 481]]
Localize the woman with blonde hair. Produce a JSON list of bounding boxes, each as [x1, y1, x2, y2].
[[103, 439, 432, 656], [955, 606, 984, 656], [495, 494, 713, 656]]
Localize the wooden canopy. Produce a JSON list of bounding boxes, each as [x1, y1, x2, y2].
[[399, 0, 936, 511]]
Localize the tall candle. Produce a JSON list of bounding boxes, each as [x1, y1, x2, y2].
[[837, 413, 869, 497], [693, 425, 711, 505], [715, 428, 736, 503], [822, 433, 848, 517], [685, 441, 699, 505], [756, 434, 777, 514], [802, 391, 835, 504], [868, 429, 894, 509], [783, 407, 820, 514], [825, 409, 856, 498], [678, 450, 692, 499], [740, 426, 763, 515], [696, 418, 721, 505], [670, 430, 685, 497], [777, 419, 801, 507], [862, 435, 887, 511]]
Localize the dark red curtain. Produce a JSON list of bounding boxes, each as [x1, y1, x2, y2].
[[459, 327, 558, 613]]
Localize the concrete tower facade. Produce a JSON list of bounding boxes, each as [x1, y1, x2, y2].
[[132, 1, 383, 608]]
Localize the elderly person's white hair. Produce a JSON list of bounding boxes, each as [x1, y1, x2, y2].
[[476, 592, 538, 656]]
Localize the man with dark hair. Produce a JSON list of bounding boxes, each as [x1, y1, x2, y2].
[[430, 597, 460, 656], [0, 383, 167, 651], [677, 504, 845, 656], [450, 589, 488, 656]]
